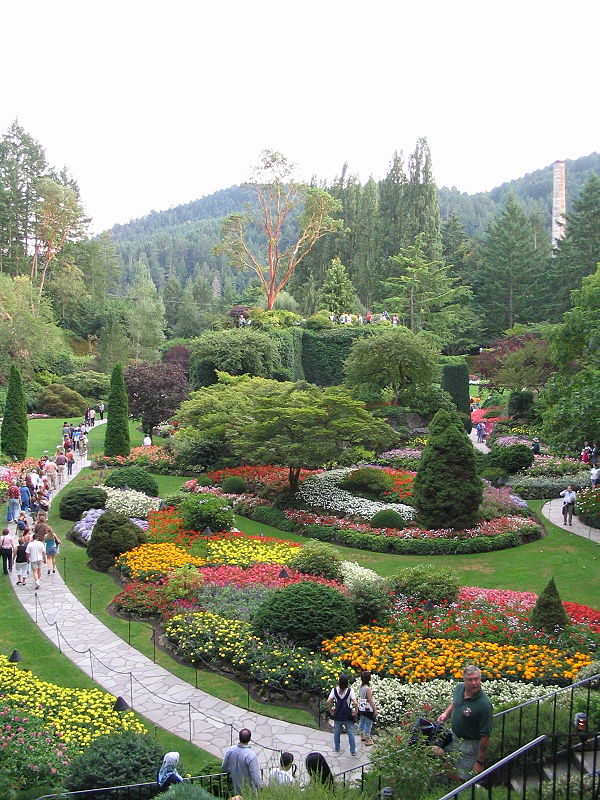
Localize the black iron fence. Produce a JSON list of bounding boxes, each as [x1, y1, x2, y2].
[[34, 772, 231, 800]]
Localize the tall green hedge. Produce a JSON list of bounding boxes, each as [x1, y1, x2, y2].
[[1, 364, 28, 460], [104, 363, 130, 457], [441, 360, 470, 417], [268, 327, 305, 381], [301, 328, 369, 385]]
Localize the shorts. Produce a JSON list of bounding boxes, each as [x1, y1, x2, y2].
[[46, 546, 58, 557], [30, 559, 44, 569], [447, 735, 480, 779], [15, 562, 29, 576]]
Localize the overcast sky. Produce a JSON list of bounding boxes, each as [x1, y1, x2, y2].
[[3, 0, 599, 233]]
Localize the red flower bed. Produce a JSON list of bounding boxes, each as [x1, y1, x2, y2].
[[200, 563, 346, 592], [380, 468, 416, 501], [206, 465, 321, 490]]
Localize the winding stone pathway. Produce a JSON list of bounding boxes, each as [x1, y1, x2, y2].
[[8, 421, 368, 778], [541, 498, 600, 545]]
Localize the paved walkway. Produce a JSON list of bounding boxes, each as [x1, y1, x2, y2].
[[7, 421, 367, 777], [541, 498, 600, 545], [470, 427, 490, 453]]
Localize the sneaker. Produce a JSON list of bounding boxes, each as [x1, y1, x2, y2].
[[47, 570, 51, 574], [34, 582, 40, 589], [52, 570, 56, 573]]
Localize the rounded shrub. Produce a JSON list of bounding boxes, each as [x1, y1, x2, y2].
[[37, 383, 87, 417], [489, 443, 534, 474], [195, 475, 215, 487], [64, 731, 162, 794], [348, 581, 393, 625], [59, 486, 108, 521], [174, 436, 223, 471], [389, 563, 460, 605], [161, 491, 189, 508], [87, 510, 147, 571], [253, 582, 356, 649], [370, 509, 407, 530], [287, 540, 343, 581], [178, 494, 235, 532], [105, 466, 159, 497], [221, 475, 246, 494], [340, 467, 394, 497]]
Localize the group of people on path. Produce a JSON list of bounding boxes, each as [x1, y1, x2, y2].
[[202, 665, 491, 797], [0, 511, 61, 589]]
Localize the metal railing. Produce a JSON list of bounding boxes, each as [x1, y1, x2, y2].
[[35, 772, 231, 800]]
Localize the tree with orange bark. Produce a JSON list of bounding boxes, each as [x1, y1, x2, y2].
[[31, 177, 86, 295], [216, 151, 343, 310]]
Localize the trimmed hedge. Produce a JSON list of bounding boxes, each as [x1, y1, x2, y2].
[[301, 328, 369, 385], [441, 360, 471, 424], [250, 504, 297, 532], [59, 486, 108, 521], [104, 466, 159, 497], [268, 327, 305, 381]]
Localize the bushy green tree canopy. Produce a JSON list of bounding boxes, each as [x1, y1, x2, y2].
[[176, 373, 395, 489], [189, 329, 279, 389]]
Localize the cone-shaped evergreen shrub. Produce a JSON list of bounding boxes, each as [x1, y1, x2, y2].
[[1, 364, 28, 460], [104, 363, 130, 457], [412, 408, 482, 530], [530, 577, 569, 632]]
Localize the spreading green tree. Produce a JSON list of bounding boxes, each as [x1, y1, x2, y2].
[[1, 363, 28, 460], [217, 151, 343, 309], [548, 174, 600, 316], [412, 408, 482, 530], [175, 373, 395, 490], [530, 578, 569, 632], [319, 258, 356, 316], [189, 329, 279, 389], [473, 195, 546, 340], [344, 327, 439, 403], [104, 363, 130, 457]]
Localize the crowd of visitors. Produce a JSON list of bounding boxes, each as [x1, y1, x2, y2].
[[1, 415, 98, 589]]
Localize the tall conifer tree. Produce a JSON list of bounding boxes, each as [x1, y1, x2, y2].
[[1, 363, 28, 460], [104, 363, 130, 457]]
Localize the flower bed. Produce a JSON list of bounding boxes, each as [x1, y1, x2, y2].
[[204, 531, 301, 566], [525, 455, 588, 477], [93, 445, 175, 470], [72, 508, 148, 545], [102, 485, 162, 518], [0, 656, 145, 755], [297, 469, 415, 521], [507, 473, 590, 499], [206, 465, 320, 491], [117, 542, 206, 580], [321, 627, 592, 683], [200, 563, 345, 592], [576, 487, 600, 528]]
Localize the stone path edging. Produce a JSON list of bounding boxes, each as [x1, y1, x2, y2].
[[541, 498, 600, 545], [7, 420, 368, 777]]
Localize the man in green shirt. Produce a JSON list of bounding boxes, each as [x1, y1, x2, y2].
[[438, 664, 493, 780]]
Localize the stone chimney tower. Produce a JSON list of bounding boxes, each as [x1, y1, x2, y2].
[[552, 160, 566, 248]]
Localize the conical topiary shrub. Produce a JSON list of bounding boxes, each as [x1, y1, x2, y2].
[[1, 364, 28, 460], [530, 578, 569, 632], [104, 363, 130, 457], [412, 408, 482, 530]]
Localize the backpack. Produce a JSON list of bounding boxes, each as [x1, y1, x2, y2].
[[333, 687, 353, 721]]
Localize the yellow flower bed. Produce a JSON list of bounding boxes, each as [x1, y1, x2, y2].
[[204, 532, 300, 567], [321, 627, 592, 683], [166, 612, 261, 665], [0, 656, 146, 750], [117, 542, 206, 579]]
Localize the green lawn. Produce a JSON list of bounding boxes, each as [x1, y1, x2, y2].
[[26, 417, 83, 458]]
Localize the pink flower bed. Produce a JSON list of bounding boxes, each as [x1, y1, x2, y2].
[[459, 586, 600, 632], [199, 562, 346, 593], [285, 509, 537, 540]]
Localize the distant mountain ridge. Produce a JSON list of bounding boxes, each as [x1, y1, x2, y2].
[[106, 152, 600, 287]]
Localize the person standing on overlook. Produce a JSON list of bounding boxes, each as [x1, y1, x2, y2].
[[559, 484, 577, 526], [437, 664, 492, 780]]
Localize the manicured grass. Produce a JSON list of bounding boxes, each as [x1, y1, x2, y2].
[[26, 417, 83, 458], [234, 505, 600, 609], [86, 418, 145, 453]]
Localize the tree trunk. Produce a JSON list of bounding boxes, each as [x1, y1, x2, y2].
[[288, 466, 301, 491]]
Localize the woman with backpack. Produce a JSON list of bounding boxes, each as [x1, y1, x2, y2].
[[326, 674, 359, 756]]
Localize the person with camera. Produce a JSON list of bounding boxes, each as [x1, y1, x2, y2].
[[437, 664, 492, 780]]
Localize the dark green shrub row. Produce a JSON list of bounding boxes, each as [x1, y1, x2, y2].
[[340, 467, 394, 497], [105, 466, 159, 497], [59, 486, 108, 521], [302, 523, 538, 555], [268, 327, 305, 381], [250, 504, 297, 532], [441, 360, 471, 426], [488, 443, 534, 474]]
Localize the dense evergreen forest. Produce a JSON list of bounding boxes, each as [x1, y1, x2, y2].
[[1, 119, 600, 403]]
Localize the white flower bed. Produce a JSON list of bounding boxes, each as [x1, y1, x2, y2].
[[298, 469, 415, 522], [351, 675, 565, 728], [340, 561, 385, 592], [99, 486, 162, 518]]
